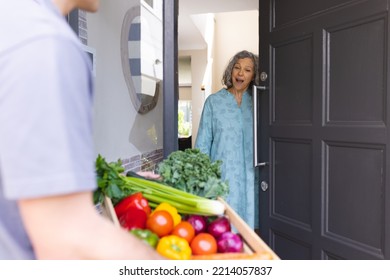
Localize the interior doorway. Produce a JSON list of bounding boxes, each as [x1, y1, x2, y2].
[[177, 0, 259, 148]]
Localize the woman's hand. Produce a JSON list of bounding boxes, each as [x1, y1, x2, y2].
[[136, 171, 161, 180]]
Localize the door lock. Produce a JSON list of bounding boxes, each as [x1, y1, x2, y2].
[[260, 71, 268, 82], [260, 181, 269, 192]]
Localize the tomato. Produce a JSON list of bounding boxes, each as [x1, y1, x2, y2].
[[146, 210, 174, 237], [190, 233, 217, 255], [171, 221, 195, 243]]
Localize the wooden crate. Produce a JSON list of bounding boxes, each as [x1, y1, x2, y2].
[[100, 196, 121, 228], [216, 198, 279, 260], [101, 196, 279, 260]]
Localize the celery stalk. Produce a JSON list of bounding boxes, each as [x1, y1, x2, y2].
[[122, 176, 225, 216]]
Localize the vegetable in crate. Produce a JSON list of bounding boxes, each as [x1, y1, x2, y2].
[[207, 216, 231, 238], [171, 221, 195, 243], [152, 202, 181, 227], [94, 154, 130, 205], [185, 215, 208, 235], [114, 192, 151, 230], [190, 233, 217, 255], [216, 231, 243, 253], [130, 229, 159, 248], [146, 210, 174, 237], [156, 149, 229, 199], [156, 235, 192, 260], [118, 207, 147, 230], [114, 192, 151, 217]]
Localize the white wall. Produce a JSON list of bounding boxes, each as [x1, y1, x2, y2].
[[212, 10, 259, 93], [87, 0, 163, 162], [179, 87, 192, 100]]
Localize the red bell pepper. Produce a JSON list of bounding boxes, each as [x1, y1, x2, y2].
[[114, 192, 151, 218], [118, 206, 147, 230]]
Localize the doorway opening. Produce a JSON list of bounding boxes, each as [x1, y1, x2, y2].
[[178, 1, 259, 148]]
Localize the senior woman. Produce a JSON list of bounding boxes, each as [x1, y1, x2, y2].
[[195, 50, 260, 228]]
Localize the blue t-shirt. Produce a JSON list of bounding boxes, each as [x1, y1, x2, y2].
[[195, 88, 255, 228], [0, 0, 97, 259]]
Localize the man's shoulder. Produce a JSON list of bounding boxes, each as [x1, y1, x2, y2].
[[0, 2, 77, 54]]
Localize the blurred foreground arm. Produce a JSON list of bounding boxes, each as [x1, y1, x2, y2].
[[18, 192, 165, 260]]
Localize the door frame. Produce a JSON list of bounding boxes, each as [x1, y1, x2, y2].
[[162, 0, 179, 158]]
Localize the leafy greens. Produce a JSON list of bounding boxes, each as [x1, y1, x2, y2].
[[94, 154, 134, 205], [156, 149, 229, 199]]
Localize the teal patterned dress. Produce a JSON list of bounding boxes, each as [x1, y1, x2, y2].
[[195, 88, 255, 228]]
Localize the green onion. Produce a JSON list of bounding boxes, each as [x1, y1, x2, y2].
[[122, 176, 225, 216]]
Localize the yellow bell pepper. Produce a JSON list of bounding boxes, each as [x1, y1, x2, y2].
[[153, 202, 181, 226], [156, 235, 192, 260]]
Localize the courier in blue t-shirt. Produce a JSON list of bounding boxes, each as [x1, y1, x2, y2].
[[0, 0, 96, 259]]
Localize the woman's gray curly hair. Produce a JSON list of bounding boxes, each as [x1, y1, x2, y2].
[[222, 50, 260, 94]]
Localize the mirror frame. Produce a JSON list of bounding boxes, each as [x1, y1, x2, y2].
[[120, 5, 160, 114]]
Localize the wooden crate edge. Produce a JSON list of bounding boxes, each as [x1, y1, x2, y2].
[[101, 196, 120, 228], [217, 197, 280, 260]]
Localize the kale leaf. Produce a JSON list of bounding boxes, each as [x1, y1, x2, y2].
[[156, 149, 229, 199]]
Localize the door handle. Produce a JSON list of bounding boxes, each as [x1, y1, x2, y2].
[[253, 85, 268, 167]]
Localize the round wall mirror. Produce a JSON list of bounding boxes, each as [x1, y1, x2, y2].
[[121, 6, 161, 114]]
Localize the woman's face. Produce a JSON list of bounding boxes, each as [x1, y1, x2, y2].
[[231, 57, 255, 92]]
